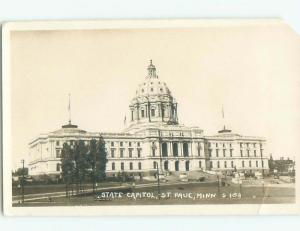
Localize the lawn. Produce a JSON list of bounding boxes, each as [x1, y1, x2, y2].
[[13, 182, 295, 206]]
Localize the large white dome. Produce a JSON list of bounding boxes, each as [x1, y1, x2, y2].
[[126, 60, 179, 131]]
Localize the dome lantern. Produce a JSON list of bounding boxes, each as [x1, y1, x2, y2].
[[146, 60, 158, 79]]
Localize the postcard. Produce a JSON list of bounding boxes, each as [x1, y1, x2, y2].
[[2, 19, 300, 215]]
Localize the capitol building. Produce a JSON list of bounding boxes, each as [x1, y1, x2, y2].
[[28, 61, 269, 178]]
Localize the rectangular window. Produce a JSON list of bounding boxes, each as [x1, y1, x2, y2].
[[121, 162, 124, 171], [224, 161, 227, 168], [129, 142, 132, 147], [137, 142, 140, 147], [217, 161, 220, 168], [216, 149, 219, 157], [210, 161, 213, 168], [256, 161, 258, 167], [216, 143, 218, 148], [120, 149, 124, 158], [56, 149, 61, 158], [199, 161, 202, 168], [254, 150, 257, 157], [247, 150, 250, 157], [56, 141, 60, 146], [120, 142, 123, 147], [209, 149, 212, 157], [129, 149, 133, 158], [137, 149, 141, 158], [141, 110, 145, 118], [242, 161, 245, 168], [223, 149, 226, 157], [111, 149, 115, 158], [230, 149, 233, 157], [240, 150, 243, 157], [249, 161, 252, 167], [231, 161, 234, 168], [111, 141, 114, 147], [262, 160, 264, 167]]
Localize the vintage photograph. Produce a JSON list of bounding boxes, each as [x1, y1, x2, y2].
[[2, 19, 300, 215]]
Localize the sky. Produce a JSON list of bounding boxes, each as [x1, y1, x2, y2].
[[9, 21, 300, 169]]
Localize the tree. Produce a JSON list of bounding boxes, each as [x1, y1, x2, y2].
[[95, 136, 108, 182], [61, 142, 75, 197], [73, 140, 89, 194], [88, 139, 98, 193], [13, 168, 28, 177]]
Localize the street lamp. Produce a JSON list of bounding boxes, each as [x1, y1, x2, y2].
[[156, 163, 161, 199]]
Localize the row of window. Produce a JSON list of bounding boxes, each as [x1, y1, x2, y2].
[[111, 141, 140, 147], [240, 149, 263, 157], [208, 149, 234, 157], [111, 148, 142, 158], [208, 149, 263, 157], [207, 142, 263, 149], [111, 162, 142, 171], [209, 160, 264, 168], [55, 140, 142, 148]]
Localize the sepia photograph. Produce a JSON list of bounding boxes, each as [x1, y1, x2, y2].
[[2, 19, 300, 215]]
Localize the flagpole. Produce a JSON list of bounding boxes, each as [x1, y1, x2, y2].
[[68, 93, 71, 125], [222, 105, 225, 130]]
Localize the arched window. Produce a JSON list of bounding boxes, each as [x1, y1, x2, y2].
[[185, 161, 190, 171], [162, 142, 168, 157], [183, 143, 189, 157], [130, 162, 133, 170], [175, 161, 179, 171], [172, 142, 178, 157], [151, 108, 155, 117], [112, 162, 115, 170], [164, 161, 169, 171], [138, 162, 142, 170]]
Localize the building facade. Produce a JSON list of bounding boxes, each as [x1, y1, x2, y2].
[[28, 61, 269, 178]]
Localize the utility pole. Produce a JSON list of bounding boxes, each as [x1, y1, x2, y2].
[[21, 159, 25, 203], [260, 150, 265, 198]]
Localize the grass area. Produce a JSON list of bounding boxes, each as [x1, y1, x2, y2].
[[12, 182, 131, 196], [13, 182, 295, 206]]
